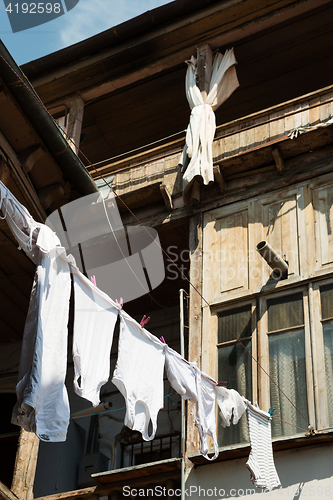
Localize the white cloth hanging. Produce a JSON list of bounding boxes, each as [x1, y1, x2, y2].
[[215, 385, 247, 427], [246, 402, 281, 491], [72, 268, 119, 406], [165, 345, 219, 460], [0, 183, 73, 441], [180, 49, 239, 205], [112, 311, 166, 441]]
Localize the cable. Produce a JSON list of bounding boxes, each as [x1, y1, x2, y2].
[[89, 129, 186, 169], [0, 53, 311, 428], [271, 415, 308, 433]]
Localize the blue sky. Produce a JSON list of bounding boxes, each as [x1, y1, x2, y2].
[[0, 0, 169, 66]]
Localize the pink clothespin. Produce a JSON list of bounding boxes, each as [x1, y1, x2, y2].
[[140, 315, 150, 328], [116, 297, 123, 310], [90, 275, 97, 287], [217, 381, 227, 387], [160, 336, 166, 344]]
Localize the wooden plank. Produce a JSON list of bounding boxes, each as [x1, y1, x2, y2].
[[303, 289, 316, 429], [248, 200, 264, 294], [187, 213, 203, 456], [271, 146, 285, 175], [0, 482, 19, 500], [308, 283, 327, 430], [258, 298, 270, 412], [297, 185, 314, 279], [197, 44, 212, 100], [11, 430, 39, 500], [0, 158, 11, 185]]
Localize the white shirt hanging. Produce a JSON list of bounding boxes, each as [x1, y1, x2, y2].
[[72, 267, 119, 407], [180, 49, 239, 205]]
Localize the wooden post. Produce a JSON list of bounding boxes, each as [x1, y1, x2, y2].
[[0, 481, 20, 500], [0, 157, 11, 185], [11, 430, 39, 500], [271, 146, 285, 175], [196, 44, 212, 101], [186, 213, 203, 459], [189, 44, 213, 206], [67, 95, 85, 154]]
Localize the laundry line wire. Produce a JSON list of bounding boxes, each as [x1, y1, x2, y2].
[[0, 54, 311, 429]]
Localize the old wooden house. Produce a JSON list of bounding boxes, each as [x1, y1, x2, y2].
[[1, 0, 333, 499]]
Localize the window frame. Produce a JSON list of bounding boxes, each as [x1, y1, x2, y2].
[[310, 277, 333, 430], [258, 286, 316, 435]]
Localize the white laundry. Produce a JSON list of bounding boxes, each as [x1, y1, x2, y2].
[[11, 226, 71, 442], [72, 268, 119, 406], [179, 49, 239, 205], [0, 181, 42, 262], [112, 311, 166, 441], [165, 346, 219, 460], [246, 402, 281, 491], [215, 386, 247, 427], [0, 183, 73, 442]]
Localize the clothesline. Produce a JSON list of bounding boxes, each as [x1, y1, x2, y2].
[[1, 177, 282, 490], [0, 52, 310, 443]]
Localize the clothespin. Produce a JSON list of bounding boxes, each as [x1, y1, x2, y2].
[[268, 407, 275, 416], [160, 336, 166, 344], [140, 315, 150, 328], [305, 425, 324, 437], [166, 393, 175, 405], [90, 275, 97, 287], [217, 381, 227, 387], [116, 297, 123, 310]]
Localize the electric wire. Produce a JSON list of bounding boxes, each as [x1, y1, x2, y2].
[[0, 53, 312, 429]]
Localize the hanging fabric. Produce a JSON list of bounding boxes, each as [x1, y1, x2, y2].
[[179, 48, 239, 206], [0, 182, 73, 441], [112, 310, 166, 441], [165, 345, 219, 460], [246, 402, 281, 491], [215, 385, 247, 427], [72, 267, 120, 407]]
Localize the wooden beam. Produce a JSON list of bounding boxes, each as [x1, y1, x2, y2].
[[196, 43, 212, 101], [213, 164, 225, 193], [67, 95, 85, 154], [0, 85, 8, 103], [38, 183, 65, 209], [19, 145, 45, 174], [159, 183, 173, 210], [0, 157, 11, 185], [0, 482, 19, 500], [271, 145, 285, 175], [186, 213, 203, 460], [0, 131, 46, 221], [11, 430, 39, 500]]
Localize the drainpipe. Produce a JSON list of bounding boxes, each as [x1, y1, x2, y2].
[[0, 41, 98, 197]]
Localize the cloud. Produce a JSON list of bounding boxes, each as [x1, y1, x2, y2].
[[59, 0, 168, 48]]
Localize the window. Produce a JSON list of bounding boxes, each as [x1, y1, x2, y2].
[[266, 292, 309, 438], [203, 176, 333, 448], [215, 285, 333, 448]]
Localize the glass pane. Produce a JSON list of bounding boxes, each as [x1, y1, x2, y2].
[[218, 340, 252, 446], [269, 329, 308, 438], [323, 321, 333, 427], [267, 293, 303, 332], [218, 305, 252, 344], [320, 284, 333, 320]]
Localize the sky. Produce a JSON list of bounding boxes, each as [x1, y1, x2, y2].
[[0, 0, 169, 66]]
